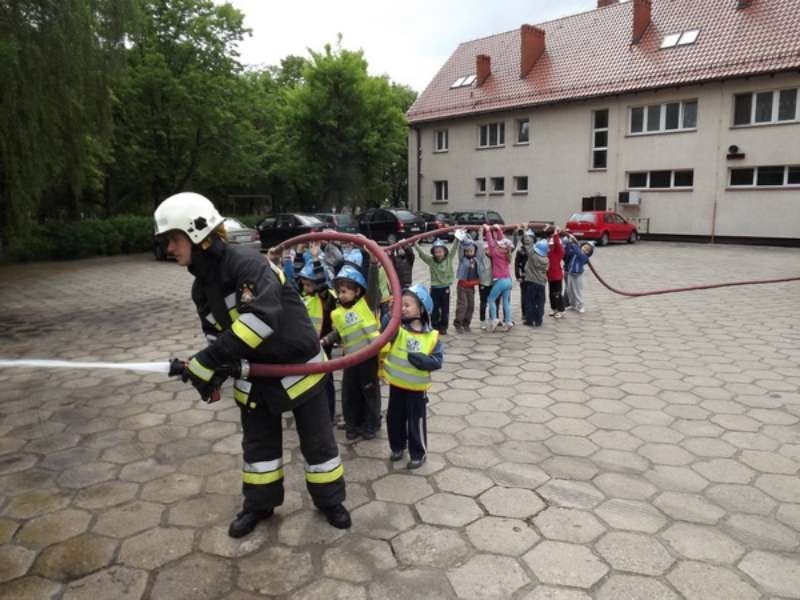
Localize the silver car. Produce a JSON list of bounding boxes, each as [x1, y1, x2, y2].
[[223, 218, 261, 250]]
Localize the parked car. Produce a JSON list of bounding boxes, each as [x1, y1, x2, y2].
[[565, 210, 638, 246], [257, 213, 326, 249], [315, 212, 358, 234], [154, 217, 260, 260], [452, 209, 505, 239], [357, 208, 426, 244], [416, 210, 455, 241]]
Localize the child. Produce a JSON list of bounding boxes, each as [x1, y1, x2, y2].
[[515, 230, 534, 324], [382, 284, 443, 469], [389, 247, 415, 289], [484, 224, 515, 332], [564, 239, 594, 313], [322, 263, 381, 440], [523, 238, 550, 327], [453, 230, 481, 333], [477, 228, 499, 330], [297, 243, 338, 422], [414, 238, 458, 335], [547, 227, 566, 318]]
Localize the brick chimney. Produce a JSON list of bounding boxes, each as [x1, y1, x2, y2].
[[476, 54, 491, 86], [520, 25, 546, 78], [597, 0, 618, 7], [632, 0, 652, 44]]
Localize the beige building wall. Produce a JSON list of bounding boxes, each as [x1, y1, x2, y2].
[[408, 72, 800, 239]]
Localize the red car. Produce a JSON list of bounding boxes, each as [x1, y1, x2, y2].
[[565, 211, 638, 246]]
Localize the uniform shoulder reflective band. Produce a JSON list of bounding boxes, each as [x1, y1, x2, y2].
[[305, 455, 344, 484], [225, 292, 240, 321], [269, 261, 287, 286], [232, 312, 274, 349], [281, 350, 326, 399], [188, 357, 214, 382], [242, 458, 284, 485]]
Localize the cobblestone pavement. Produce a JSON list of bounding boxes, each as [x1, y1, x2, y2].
[[1, 242, 800, 600]]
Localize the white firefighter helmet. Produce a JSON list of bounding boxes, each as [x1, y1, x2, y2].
[[154, 192, 223, 244]]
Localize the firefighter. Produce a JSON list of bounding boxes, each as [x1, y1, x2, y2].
[[154, 192, 350, 538]]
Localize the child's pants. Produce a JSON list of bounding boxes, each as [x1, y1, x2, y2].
[[429, 286, 450, 334], [523, 282, 546, 325], [454, 283, 476, 328], [519, 281, 530, 321], [479, 283, 501, 322], [487, 277, 513, 323], [565, 273, 585, 310], [341, 356, 381, 434], [387, 386, 428, 461], [548, 279, 565, 313]]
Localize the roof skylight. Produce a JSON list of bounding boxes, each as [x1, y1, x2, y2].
[[450, 74, 475, 89], [677, 29, 700, 45], [661, 29, 700, 49], [660, 33, 681, 49]]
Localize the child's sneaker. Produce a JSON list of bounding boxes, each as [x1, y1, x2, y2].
[[464, 324, 472, 333], [488, 319, 499, 332], [407, 456, 426, 470], [454, 324, 464, 334], [554, 312, 564, 319], [577, 307, 585, 314], [480, 321, 487, 331], [345, 429, 360, 441], [502, 322, 513, 332], [390, 450, 404, 462]]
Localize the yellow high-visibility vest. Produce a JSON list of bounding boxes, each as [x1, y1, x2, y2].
[[331, 297, 379, 354], [303, 294, 323, 336], [382, 327, 438, 392]]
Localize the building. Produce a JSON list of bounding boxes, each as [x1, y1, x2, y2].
[[406, 0, 800, 242]]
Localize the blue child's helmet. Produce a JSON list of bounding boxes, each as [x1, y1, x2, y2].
[[343, 248, 363, 267], [534, 239, 550, 257], [333, 264, 367, 292], [431, 239, 448, 255], [403, 284, 434, 320], [298, 262, 326, 287]]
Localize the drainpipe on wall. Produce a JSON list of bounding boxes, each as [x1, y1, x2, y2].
[[415, 127, 422, 212]]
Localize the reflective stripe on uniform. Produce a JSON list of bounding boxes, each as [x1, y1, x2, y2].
[[233, 379, 255, 408], [225, 292, 240, 321], [305, 455, 344, 484], [303, 295, 323, 336], [331, 298, 379, 355], [188, 357, 214, 382], [232, 312, 273, 349], [382, 362, 431, 386], [340, 324, 377, 346], [205, 312, 223, 331], [382, 328, 438, 392], [269, 261, 287, 285], [281, 350, 326, 399], [242, 458, 283, 485]]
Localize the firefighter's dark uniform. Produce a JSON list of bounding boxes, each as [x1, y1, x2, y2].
[[188, 239, 345, 512]]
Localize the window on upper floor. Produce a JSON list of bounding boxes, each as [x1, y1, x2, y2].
[[434, 129, 448, 152], [490, 177, 505, 193], [729, 165, 800, 187], [475, 178, 486, 194], [513, 176, 528, 193], [434, 180, 448, 201], [516, 119, 530, 144], [627, 169, 694, 189], [478, 122, 505, 148], [733, 88, 800, 126], [630, 100, 697, 134], [591, 109, 609, 169]]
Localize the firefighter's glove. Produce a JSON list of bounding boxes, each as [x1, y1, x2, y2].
[[182, 351, 227, 403]]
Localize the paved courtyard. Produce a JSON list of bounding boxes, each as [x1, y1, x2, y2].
[[1, 241, 800, 600]]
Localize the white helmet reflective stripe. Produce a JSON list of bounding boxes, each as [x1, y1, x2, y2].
[[154, 192, 223, 244]]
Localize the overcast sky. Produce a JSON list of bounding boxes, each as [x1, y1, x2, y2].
[[226, 0, 603, 93]]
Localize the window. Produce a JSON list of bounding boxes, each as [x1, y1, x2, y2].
[[490, 177, 505, 193], [516, 119, 530, 144], [479, 122, 505, 148], [627, 170, 694, 189], [475, 178, 486, 194], [729, 165, 800, 187], [630, 100, 698, 134], [434, 130, 448, 152], [434, 180, 448, 201], [591, 109, 609, 169], [661, 29, 700, 48], [733, 88, 800, 126], [450, 75, 475, 89], [513, 176, 528, 193]]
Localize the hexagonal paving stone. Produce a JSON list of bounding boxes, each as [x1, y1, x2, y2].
[[392, 524, 471, 567], [520, 587, 591, 600], [140, 472, 204, 504], [119, 458, 176, 482], [286, 579, 367, 600], [595, 498, 667, 533], [434, 467, 494, 497], [0, 544, 36, 583], [692, 459, 755, 484], [351, 501, 415, 540], [488, 462, 549, 489], [167, 494, 238, 528], [198, 524, 270, 558], [150, 554, 233, 600], [31, 533, 116, 581], [756, 473, 800, 502], [644, 465, 709, 493], [62, 565, 148, 600], [724, 514, 799, 551], [17, 508, 92, 547], [539, 456, 598, 481], [321, 535, 396, 583], [595, 531, 674, 575], [372, 474, 434, 504], [667, 561, 760, 600], [537, 480, 605, 509], [593, 473, 656, 500], [447, 554, 529, 600], [446, 445, 502, 469], [0, 575, 61, 600], [368, 568, 456, 600], [2, 488, 72, 518], [596, 574, 679, 600], [653, 491, 725, 524], [417, 493, 483, 527], [479, 486, 545, 519], [344, 457, 389, 482], [523, 541, 608, 589], [0, 518, 18, 544], [739, 550, 800, 598], [661, 522, 745, 564], [118, 527, 194, 570], [591, 449, 650, 474], [57, 461, 118, 489], [544, 435, 598, 457], [533, 507, 605, 543], [93, 501, 164, 538], [238, 546, 313, 596], [705, 483, 777, 515], [465, 516, 540, 556], [74, 480, 138, 509], [277, 509, 348, 546]]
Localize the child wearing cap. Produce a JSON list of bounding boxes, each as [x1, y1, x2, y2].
[[484, 224, 515, 332], [564, 238, 594, 314], [523, 238, 550, 327], [381, 284, 444, 469], [453, 229, 482, 333], [414, 238, 458, 335]]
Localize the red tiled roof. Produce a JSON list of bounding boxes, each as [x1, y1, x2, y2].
[[407, 0, 800, 124]]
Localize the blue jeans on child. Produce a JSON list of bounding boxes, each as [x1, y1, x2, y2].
[[487, 277, 512, 323]]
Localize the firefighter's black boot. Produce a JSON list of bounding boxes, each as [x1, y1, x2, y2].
[[228, 509, 274, 538], [320, 503, 351, 529]]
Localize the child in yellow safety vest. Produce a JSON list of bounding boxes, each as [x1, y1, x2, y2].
[[381, 284, 444, 469], [321, 262, 382, 441], [297, 243, 338, 423]]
